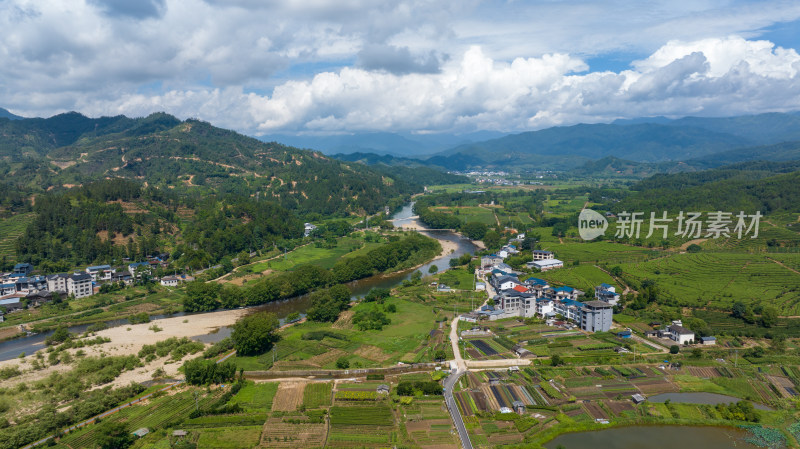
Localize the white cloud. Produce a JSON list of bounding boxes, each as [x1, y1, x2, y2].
[[1, 1, 800, 135]]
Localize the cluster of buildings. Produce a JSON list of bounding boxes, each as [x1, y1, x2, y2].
[[0, 256, 189, 320], [466, 254, 620, 333]]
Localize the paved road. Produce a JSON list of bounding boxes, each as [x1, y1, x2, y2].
[[443, 370, 472, 449], [446, 316, 473, 449]]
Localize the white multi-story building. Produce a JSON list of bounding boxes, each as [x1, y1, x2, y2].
[[67, 273, 93, 298]]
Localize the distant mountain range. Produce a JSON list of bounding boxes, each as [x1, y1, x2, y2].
[[0, 107, 23, 120], [262, 130, 506, 157], [331, 112, 800, 173], [0, 111, 464, 216]]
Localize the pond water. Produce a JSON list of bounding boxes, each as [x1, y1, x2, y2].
[[0, 202, 478, 359], [545, 425, 761, 449], [649, 392, 773, 411]]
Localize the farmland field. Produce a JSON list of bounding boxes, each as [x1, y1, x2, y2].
[[196, 425, 263, 448], [229, 381, 278, 411], [303, 382, 333, 408], [272, 381, 306, 411], [329, 405, 394, 426], [619, 253, 800, 314]]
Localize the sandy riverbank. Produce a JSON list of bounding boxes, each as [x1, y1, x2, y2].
[[396, 217, 485, 252], [0, 308, 247, 389]]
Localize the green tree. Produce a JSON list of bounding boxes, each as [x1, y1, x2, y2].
[[231, 311, 280, 356], [610, 266, 623, 277], [183, 359, 236, 385], [428, 264, 438, 274], [483, 230, 502, 249], [670, 345, 680, 354], [760, 306, 778, 328], [236, 250, 251, 266], [460, 222, 488, 240], [691, 347, 703, 358], [336, 357, 350, 369], [550, 354, 563, 366], [219, 284, 245, 309], [96, 421, 134, 449], [183, 281, 221, 312]]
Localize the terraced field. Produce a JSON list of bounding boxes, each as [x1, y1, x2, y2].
[[619, 253, 800, 314], [0, 213, 33, 258]]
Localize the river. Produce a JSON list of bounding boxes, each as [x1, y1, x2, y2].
[[545, 425, 761, 449], [0, 202, 478, 357]]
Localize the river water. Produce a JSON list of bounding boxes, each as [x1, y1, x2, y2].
[[0, 202, 478, 358]]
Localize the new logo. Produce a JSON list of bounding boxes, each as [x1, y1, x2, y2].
[[578, 208, 607, 240]]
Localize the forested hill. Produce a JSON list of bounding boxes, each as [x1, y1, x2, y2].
[[611, 162, 800, 214], [0, 111, 460, 216]]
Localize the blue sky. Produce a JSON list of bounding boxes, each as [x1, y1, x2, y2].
[[1, 0, 800, 135]]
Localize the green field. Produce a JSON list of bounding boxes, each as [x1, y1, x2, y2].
[[303, 382, 333, 408], [330, 405, 394, 426], [235, 297, 443, 371], [533, 264, 617, 293], [619, 253, 800, 314], [244, 235, 381, 273], [229, 381, 278, 411], [540, 240, 663, 264], [196, 425, 263, 448]]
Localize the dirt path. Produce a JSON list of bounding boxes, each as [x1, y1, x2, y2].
[[766, 257, 800, 275], [594, 264, 637, 295], [680, 238, 708, 251]]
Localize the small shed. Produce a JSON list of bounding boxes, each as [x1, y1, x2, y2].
[[132, 428, 150, 438], [631, 394, 645, 404], [700, 336, 716, 345], [512, 400, 526, 414], [376, 384, 390, 394], [172, 430, 188, 437]]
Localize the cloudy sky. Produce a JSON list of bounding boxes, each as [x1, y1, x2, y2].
[[2, 0, 800, 135]]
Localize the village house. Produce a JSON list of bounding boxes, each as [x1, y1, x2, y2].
[[128, 262, 152, 278], [15, 276, 47, 294], [46, 273, 69, 293], [550, 286, 584, 301], [667, 323, 695, 345], [528, 258, 564, 271], [481, 254, 504, 268], [160, 276, 181, 287], [67, 273, 94, 298], [86, 265, 114, 282], [531, 250, 554, 261], [303, 222, 318, 237], [0, 283, 16, 296], [595, 283, 620, 305], [492, 275, 520, 291], [12, 263, 33, 277]]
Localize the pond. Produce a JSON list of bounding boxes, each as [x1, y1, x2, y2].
[[545, 425, 761, 449], [649, 392, 773, 411]]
